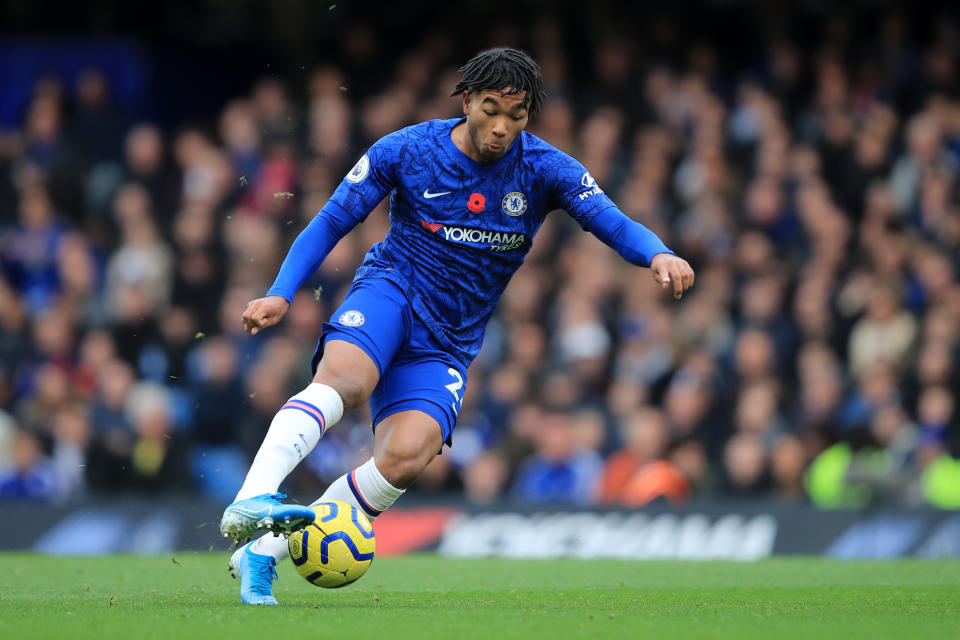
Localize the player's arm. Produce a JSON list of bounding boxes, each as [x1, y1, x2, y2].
[[242, 143, 397, 335], [584, 208, 694, 300], [548, 151, 694, 299], [242, 203, 362, 334]]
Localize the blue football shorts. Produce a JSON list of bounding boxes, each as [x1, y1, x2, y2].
[[311, 276, 467, 446]]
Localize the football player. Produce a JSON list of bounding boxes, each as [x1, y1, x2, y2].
[[221, 47, 694, 604]]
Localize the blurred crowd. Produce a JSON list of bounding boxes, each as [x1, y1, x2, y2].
[[1, 8, 959, 510]]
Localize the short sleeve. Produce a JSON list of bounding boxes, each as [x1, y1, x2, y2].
[[547, 150, 618, 228], [326, 132, 401, 222]]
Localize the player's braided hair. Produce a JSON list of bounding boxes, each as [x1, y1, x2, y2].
[[451, 47, 546, 115]]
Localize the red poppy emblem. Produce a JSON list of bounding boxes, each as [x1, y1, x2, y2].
[[467, 193, 486, 212]]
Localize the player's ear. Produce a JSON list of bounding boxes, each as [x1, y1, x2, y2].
[[462, 91, 471, 116]]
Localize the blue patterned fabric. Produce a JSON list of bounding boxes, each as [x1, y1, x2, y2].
[[270, 117, 671, 366]]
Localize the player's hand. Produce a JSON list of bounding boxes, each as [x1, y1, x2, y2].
[[242, 296, 290, 335], [650, 253, 695, 300]]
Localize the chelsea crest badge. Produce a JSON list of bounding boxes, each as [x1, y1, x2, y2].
[[338, 310, 365, 327], [501, 191, 527, 217]]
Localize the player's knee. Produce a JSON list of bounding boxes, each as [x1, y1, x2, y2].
[[333, 378, 368, 413], [312, 372, 369, 413], [312, 341, 379, 413]]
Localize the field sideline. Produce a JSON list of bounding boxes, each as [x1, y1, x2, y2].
[[0, 554, 957, 639]]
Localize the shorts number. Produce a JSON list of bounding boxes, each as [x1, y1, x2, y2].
[[444, 368, 464, 416]]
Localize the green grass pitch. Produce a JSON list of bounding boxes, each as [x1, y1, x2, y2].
[[1, 553, 958, 639]]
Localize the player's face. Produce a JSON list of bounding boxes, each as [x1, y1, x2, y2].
[[462, 89, 529, 162]]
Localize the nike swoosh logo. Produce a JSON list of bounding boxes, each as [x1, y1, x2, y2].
[[423, 189, 452, 199]]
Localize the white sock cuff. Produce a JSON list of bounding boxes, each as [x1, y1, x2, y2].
[[289, 382, 344, 428], [353, 457, 404, 513]]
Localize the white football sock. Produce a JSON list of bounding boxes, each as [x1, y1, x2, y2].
[[318, 457, 405, 522], [234, 383, 344, 501], [251, 458, 405, 564], [250, 532, 290, 561]]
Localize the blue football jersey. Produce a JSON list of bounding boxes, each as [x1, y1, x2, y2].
[[325, 118, 617, 366]]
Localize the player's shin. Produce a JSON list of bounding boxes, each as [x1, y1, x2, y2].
[[233, 383, 345, 501], [251, 457, 402, 563]]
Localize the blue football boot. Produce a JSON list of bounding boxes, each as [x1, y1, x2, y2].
[[220, 492, 315, 542], [229, 541, 279, 605]]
